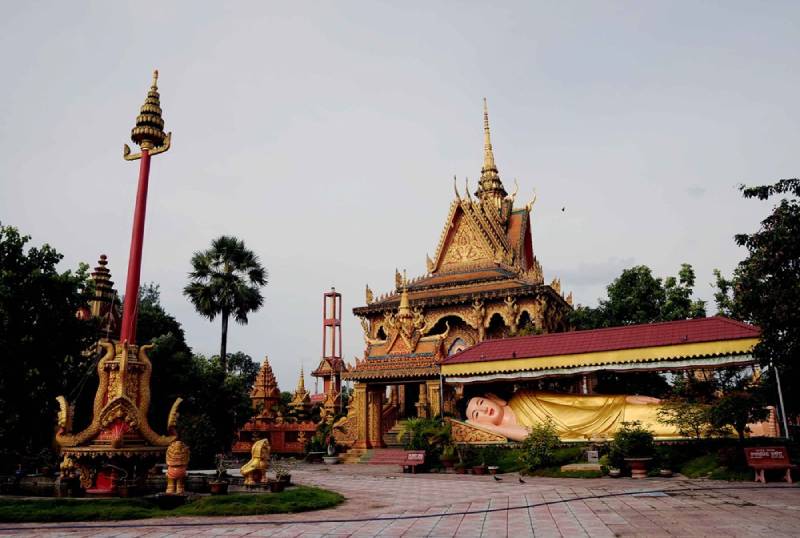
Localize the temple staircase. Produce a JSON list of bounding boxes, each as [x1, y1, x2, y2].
[[339, 419, 408, 463], [382, 420, 407, 448]]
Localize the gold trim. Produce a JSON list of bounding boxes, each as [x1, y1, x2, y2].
[[441, 338, 759, 376]]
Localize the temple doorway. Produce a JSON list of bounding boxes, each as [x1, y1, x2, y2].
[[401, 383, 419, 418]]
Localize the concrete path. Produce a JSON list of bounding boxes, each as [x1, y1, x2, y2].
[[3, 463, 800, 537]]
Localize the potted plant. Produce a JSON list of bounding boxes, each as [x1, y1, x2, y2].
[[271, 456, 293, 485], [454, 461, 466, 474], [656, 446, 673, 477], [440, 445, 456, 470], [611, 421, 655, 479], [472, 459, 487, 475], [268, 478, 285, 493], [608, 467, 622, 478], [209, 454, 229, 495]]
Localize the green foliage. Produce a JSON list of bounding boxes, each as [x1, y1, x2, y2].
[[519, 420, 560, 471], [184, 235, 267, 370], [397, 418, 450, 462], [0, 225, 97, 471], [708, 390, 769, 443], [0, 486, 344, 522], [714, 178, 800, 420], [570, 263, 706, 330], [609, 421, 654, 468], [657, 400, 712, 440], [679, 453, 751, 481]]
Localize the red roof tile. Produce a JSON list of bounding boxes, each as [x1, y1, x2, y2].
[[443, 317, 760, 365]]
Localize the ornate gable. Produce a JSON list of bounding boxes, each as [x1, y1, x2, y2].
[[434, 205, 501, 273]]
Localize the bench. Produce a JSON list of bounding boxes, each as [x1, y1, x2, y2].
[[744, 446, 797, 484], [368, 449, 426, 473], [306, 451, 325, 463]]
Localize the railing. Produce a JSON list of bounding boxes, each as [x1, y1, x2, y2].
[[381, 404, 399, 437]]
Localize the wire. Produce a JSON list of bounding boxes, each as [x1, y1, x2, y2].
[[1, 483, 796, 531]]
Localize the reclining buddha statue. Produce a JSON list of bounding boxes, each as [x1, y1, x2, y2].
[[465, 391, 680, 441]]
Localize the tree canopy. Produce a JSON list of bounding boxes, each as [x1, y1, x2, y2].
[[571, 263, 707, 330], [0, 225, 96, 470], [184, 236, 267, 370], [714, 178, 800, 420]]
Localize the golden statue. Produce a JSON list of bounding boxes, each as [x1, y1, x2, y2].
[[165, 440, 190, 495], [241, 439, 271, 486], [466, 391, 680, 441]]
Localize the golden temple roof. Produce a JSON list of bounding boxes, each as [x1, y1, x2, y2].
[[251, 357, 280, 400]]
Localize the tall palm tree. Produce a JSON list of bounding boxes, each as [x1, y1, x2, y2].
[[184, 236, 267, 371]]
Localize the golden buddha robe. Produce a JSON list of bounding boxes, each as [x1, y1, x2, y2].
[[506, 391, 680, 441]]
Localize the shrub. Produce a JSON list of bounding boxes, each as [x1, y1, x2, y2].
[[520, 420, 560, 471], [609, 421, 654, 468]]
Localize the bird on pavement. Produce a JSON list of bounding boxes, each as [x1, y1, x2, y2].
[[518, 476, 526, 484], [493, 475, 502, 481]]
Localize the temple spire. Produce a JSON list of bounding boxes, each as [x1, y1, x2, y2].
[[476, 98, 507, 205], [482, 98, 497, 176]]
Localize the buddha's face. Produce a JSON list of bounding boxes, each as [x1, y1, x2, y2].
[[466, 396, 504, 426]]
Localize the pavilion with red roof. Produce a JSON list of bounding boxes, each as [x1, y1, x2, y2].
[[441, 316, 760, 385]]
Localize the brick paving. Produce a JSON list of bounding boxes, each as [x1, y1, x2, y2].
[[2, 463, 800, 537]]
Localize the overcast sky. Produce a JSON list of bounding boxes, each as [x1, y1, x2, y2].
[[1, 2, 797, 392]]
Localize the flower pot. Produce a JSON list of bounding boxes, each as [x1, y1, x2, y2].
[[624, 458, 652, 479], [323, 456, 340, 465], [268, 480, 285, 493], [608, 468, 621, 478], [277, 474, 291, 485], [455, 466, 466, 475], [488, 466, 499, 475], [659, 469, 673, 478], [472, 465, 487, 475], [441, 459, 454, 469], [209, 481, 229, 495]]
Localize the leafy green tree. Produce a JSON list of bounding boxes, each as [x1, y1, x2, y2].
[[571, 264, 706, 330], [657, 400, 711, 440], [0, 225, 96, 470], [708, 390, 769, 443], [184, 236, 267, 371], [519, 419, 560, 471], [713, 178, 800, 420]]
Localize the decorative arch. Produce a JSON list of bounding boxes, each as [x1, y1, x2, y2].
[[447, 337, 469, 356], [423, 312, 473, 334]]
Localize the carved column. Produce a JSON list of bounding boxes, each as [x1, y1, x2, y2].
[[426, 380, 441, 418], [352, 382, 369, 449], [366, 385, 385, 448], [416, 382, 429, 418]]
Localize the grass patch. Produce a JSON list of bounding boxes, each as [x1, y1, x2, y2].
[[0, 486, 344, 523], [528, 467, 603, 479], [679, 454, 750, 481]]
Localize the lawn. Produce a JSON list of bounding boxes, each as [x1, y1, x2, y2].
[[0, 486, 344, 523]]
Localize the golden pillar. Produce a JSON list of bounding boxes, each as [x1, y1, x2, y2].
[[352, 382, 369, 449], [416, 382, 429, 418], [366, 385, 385, 448], [426, 380, 441, 418]]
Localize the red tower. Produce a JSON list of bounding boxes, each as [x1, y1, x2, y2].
[[312, 288, 346, 411]]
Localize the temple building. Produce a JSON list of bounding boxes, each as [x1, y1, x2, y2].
[[339, 101, 573, 450], [440, 316, 780, 442], [233, 358, 317, 455]]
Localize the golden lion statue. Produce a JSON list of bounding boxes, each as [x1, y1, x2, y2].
[[241, 439, 270, 486], [165, 440, 190, 495]]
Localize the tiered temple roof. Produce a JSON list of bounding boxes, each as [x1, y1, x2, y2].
[[347, 100, 572, 383]]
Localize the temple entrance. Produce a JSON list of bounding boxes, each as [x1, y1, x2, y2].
[[400, 383, 419, 418]]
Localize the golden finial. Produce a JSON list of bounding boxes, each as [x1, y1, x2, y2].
[[124, 69, 171, 160], [482, 98, 497, 173]]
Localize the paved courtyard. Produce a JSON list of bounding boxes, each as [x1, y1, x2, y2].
[[3, 463, 800, 537]]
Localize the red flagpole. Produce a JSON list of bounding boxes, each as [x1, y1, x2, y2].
[[119, 149, 151, 344]]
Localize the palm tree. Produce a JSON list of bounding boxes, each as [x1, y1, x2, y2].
[[184, 236, 267, 371]]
